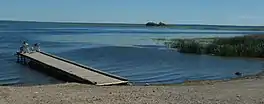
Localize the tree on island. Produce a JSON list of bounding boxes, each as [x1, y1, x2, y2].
[[158, 22, 166, 26], [146, 22, 158, 26]]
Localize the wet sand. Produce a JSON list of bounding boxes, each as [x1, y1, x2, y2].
[[1, 76, 264, 104]]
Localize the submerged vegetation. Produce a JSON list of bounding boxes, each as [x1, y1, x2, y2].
[[160, 35, 264, 57]]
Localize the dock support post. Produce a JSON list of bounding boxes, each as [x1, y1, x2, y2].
[[23, 56, 26, 64], [22, 56, 26, 65], [23, 57, 24, 64], [21, 56, 23, 64], [16, 53, 28, 64]]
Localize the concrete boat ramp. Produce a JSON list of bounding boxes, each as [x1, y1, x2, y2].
[[16, 51, 129, 86]]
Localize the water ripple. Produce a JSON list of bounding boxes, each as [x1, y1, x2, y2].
[[1, 21, 264, 85]]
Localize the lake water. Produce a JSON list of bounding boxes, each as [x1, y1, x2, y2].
[[1, 21, 264, 85]]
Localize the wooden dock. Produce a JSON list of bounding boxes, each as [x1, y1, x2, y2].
[[16, 51, 128, 86]]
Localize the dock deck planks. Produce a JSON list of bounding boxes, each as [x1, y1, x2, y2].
[[19, 52, 128, 85]]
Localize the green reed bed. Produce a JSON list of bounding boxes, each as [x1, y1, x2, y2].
[[159, 35, 264, 57]]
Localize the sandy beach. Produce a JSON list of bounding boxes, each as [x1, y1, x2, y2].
[[0, 77, 264, 104]]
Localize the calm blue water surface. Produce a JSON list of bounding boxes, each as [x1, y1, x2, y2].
[[1, 21, 264, 85]]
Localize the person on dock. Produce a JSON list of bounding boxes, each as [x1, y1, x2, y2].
[[32, 43, 40, 52], [19, 46, 24, 53], [22, 41, 30, 53]]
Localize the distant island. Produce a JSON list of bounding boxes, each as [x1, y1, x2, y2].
[[145, 22, 166, 27]]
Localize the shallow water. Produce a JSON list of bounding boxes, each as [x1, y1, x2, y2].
[[1, 21, 264, 85]]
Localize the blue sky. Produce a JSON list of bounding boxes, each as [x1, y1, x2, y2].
[[0, 0, 263, 25]]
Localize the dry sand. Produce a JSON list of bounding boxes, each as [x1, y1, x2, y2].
[[0, 77, 264, 104]]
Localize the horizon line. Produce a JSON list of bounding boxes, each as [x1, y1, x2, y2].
[[1, 19, 264, 27]]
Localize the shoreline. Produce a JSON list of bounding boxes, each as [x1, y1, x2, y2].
[[149, 70, 264, 86], [1, 73, 264, 104], [7, 68, 264, 87], [1, 61, 264, 103]]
